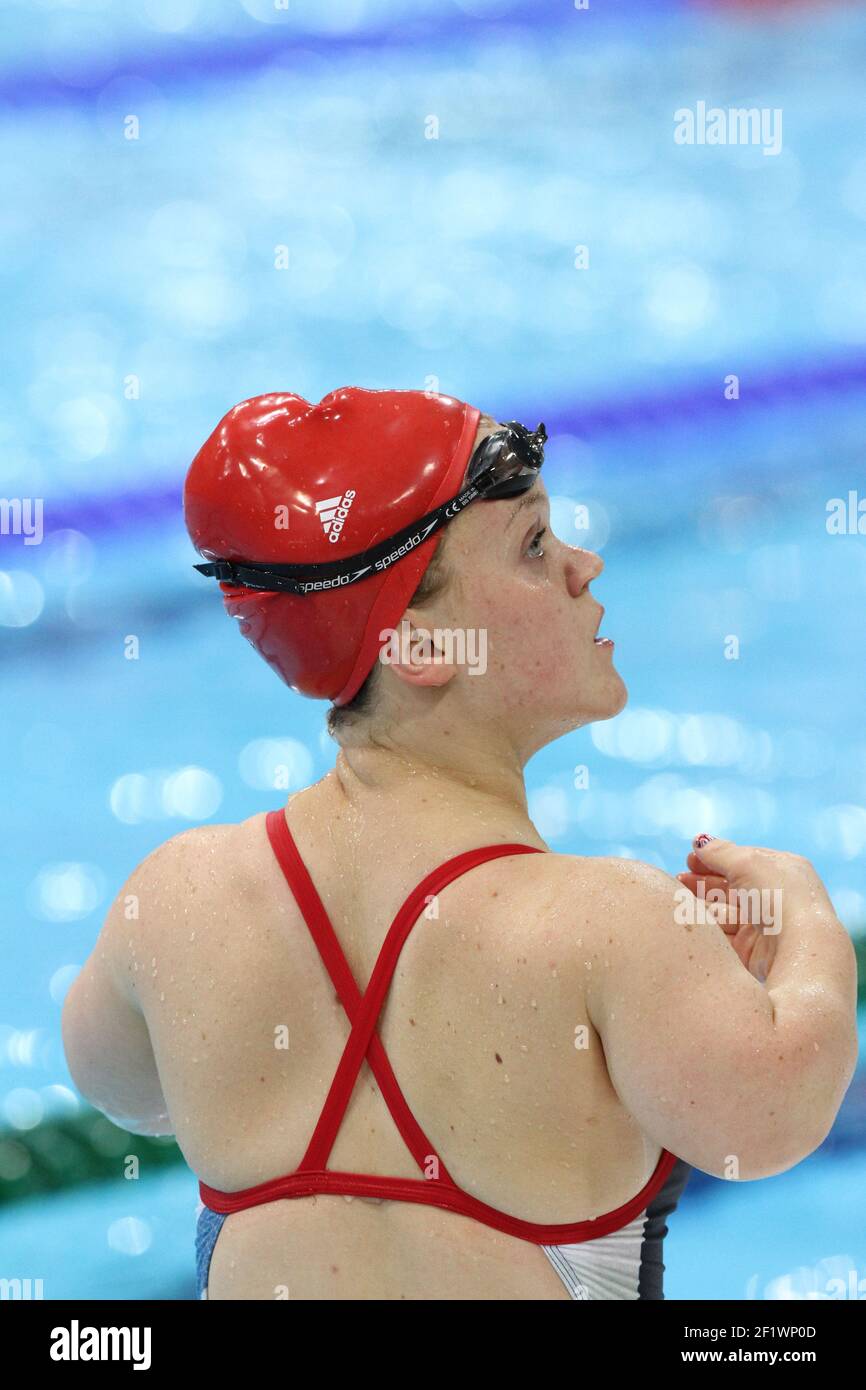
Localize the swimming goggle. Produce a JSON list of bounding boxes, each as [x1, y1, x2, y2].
[[194, 420, 547, 596]]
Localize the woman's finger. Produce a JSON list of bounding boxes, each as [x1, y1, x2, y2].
[[676, 872, 729, 894], [676, 873, 740, 932], [684, 849, 727, 874]]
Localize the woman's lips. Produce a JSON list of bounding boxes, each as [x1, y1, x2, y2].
[[594, 636, 614, 648]]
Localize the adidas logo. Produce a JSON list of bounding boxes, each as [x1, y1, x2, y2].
[[315, 489, 357, 544]]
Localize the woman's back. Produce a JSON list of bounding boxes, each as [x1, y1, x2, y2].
[[135, 775, 677, 1299]]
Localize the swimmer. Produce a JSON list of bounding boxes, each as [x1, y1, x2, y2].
[[62, 387, 858, 1300]]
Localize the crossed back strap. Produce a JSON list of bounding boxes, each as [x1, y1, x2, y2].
[[265, 808, 543, 1179]]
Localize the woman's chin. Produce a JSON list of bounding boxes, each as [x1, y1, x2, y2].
[[565, 672, 628, 728], [595, 670, 628, 720], [610, 669, 628, 714]]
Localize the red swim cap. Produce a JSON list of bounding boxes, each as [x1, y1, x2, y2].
[[184, 386, 481, 704]]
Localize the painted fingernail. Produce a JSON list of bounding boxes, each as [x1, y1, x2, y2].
[[694, 833, 714, 849]]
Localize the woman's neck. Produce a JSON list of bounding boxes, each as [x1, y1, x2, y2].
[[328, 743, 539, 842]]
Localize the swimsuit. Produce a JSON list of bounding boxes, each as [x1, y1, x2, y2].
[[194, 809, 692, 1299]]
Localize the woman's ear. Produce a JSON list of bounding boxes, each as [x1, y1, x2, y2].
[[377, 618, 457, 690]]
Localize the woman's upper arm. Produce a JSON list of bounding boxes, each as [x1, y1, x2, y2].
[[60, 836, 191, 1135], [574, 857, 829, 1179]]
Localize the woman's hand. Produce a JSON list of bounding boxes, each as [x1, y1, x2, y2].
[[676, 833, 838, 984], [677, 849, 774, 980]]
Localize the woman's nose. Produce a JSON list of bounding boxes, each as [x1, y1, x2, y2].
[[565, 547, 603, 597]]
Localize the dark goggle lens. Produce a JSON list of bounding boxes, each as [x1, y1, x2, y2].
[[468, 421, 547, 498]]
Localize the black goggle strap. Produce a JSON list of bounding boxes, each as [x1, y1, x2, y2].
[[194, 421, 546, 596], [193, 471, 503, 595]]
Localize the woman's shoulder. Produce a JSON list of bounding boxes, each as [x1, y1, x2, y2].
[[478, 847, 682, 945], [131, 812, 269, 904], [535, 848, 678, 894]]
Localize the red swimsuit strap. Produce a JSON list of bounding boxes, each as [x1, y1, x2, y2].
[[265, 808, 544, 1181]]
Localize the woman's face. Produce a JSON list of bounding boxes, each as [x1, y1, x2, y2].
[[423, 415, 627, 740]]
